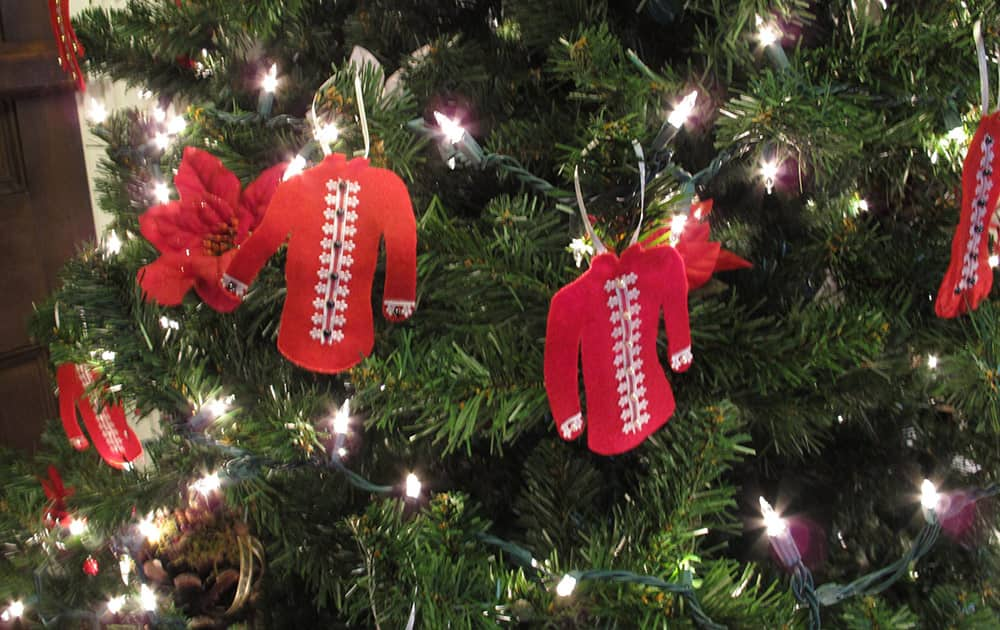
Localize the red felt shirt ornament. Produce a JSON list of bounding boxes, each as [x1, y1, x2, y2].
[[221, 153, 418, 374], [57, 363, 142, 470], [137, 147, 286, 312]]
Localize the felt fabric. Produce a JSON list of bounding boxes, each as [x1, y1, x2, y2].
[[57, 363, 142, 470], [936, 112, 1000, 318], [544, 243, 692, 455], [223, 153, 417, 373], [137, 147, 285, 312]]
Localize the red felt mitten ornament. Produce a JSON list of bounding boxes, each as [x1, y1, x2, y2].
[[222, 154, 417, 373], [57, 363, 142, 470], [137, 147, 286, 312], [38, 466, 74, 528], [544, 171, 693, 455], [936, 112, 1000, 318]]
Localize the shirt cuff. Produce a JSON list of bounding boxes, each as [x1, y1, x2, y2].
[[558, 412, 584, 440], [383, 299, 416, 321], [221, 274, 248, 299], [670, 346, 693, 372]]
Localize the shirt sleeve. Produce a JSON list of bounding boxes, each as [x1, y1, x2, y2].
[[222, 178, 300, 297], [543, 284, 586, 441], [56, 363, 88, 450], [378, 170, 418, 321], [660, 247, 693, 372]]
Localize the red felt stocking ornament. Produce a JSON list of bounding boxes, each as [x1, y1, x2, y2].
[[544, 167, 693, 455], [57, 363, 142, 470]]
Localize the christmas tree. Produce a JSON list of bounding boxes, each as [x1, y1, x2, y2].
[[3, 0, 1000, 627]]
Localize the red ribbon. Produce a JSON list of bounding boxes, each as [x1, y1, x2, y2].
[[47, 0, 86, 91], [38, 465, 75, 527]]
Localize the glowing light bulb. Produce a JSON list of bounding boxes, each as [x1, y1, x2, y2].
[[152, 106, 166, 123], [105, 229, 122, 255], [332, 399, 351, 435], [433, 111, 466, 144], [158, 316, 179, 330], [555, 574, 577, 597], [139, 584, 156, 611], [947, 126, 968, 144], [927, 354, 938, 369], [989, 254, 999, 268], [920, 479, 940, 510], [167, 115, 186, 135], [153, 132, 170, 150], [759, 496, 787, 537], [668, 90, 698, 128], [404, 473, 421, 499], [204, 397, 229, 418], [192, 472, 221, 496], [101, 350, 117, 361], [68, 517, 88, 536], [107, 595, 126, 614], [337, 447, 348, 458], [756, 16, 780, 47], [760, 159, 779, 194], [670, 214, 688, 242], [119, 554, 133, 585], [261, 64, 279, 93], [5, 600, 24, 619], [314, 122, 340, 146], [87, 98, 108, 124], [153, 181, 170, 203], [138, 513, 161, 543], [283, 155, 307, 181]]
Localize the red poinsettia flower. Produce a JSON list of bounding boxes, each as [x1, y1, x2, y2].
[[137, 147, 286, 312], [643, 198, 752, 289], [39, 465, 74, 528]]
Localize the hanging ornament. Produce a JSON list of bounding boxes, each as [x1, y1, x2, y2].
[[544, 167, 692, 454], [57, 363, 142, 470], [38, 466, 74, 528], [83, 555, 99, 576], [936, 22, 1000, 318], [137, 147, 286, 312], [222, 154, 417, 373], [47, 0, 86, 91]]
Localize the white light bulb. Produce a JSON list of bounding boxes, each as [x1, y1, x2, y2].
[[433, 111, 466, 144], [138, 514, 161, 543], [670, 214, 688, 243], [756, 16, 780, 47], [853, 198, 869, 213], [759, 496, 787, 537], [920, 479, 939, 510], [158, 316, 179, 330], [192, 472, 221, 496], [139, 584, 156, 611], [6, 600, 24, 619], [153, 132, 170, 150], [314, 122, 340, 145], [404, 473, 421, 499], [152, 106, 166, 123], [332, 399, 351, 435], [107, 595, 126, 614], [927, 354, 938, 369], [167, 115, 186, 135], [101, 350, 117, 361], [68, 517, 87, 536], [119, 554, 133, 585], [261, 64, 279, 93], [87, 98, 108, 124], [668, 90, 698, 128], [105, 229, 123, 255], [555, 574, 577, 597], [283, 155, 307, 181], [760, 159, 779, 194], [989, 254, 999, 268], [204, 397, 229, 418], [153, 181, 170, 203], [947, 126, 968, 144]]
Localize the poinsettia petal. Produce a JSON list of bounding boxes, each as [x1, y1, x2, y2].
[[690, 199, 713, 221], [191, 251, 241, 312], [174, 147, 242, 210], [139, 202, 202, 254], [676, 239, 720, 290], [239, 161, 288, 232], [137, 260, 194, 305], [715, 249, 752, 272]]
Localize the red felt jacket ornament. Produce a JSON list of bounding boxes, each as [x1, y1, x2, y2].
[[137, 147, 286, 312], [544, 243, 692, 454], [935, 112, 1000, 318], [57, 363, 142, 470], [223, 154, 417, 373]]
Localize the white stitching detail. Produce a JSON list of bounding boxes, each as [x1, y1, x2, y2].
[[74, 365, 125, 455], [671, 346, 693, 371], [311, 178, 360, 344], [560, 413, 583, 438], [957, 134, 995, 293], [604, 273, 650, 435], [384, 299, 415, 318]]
